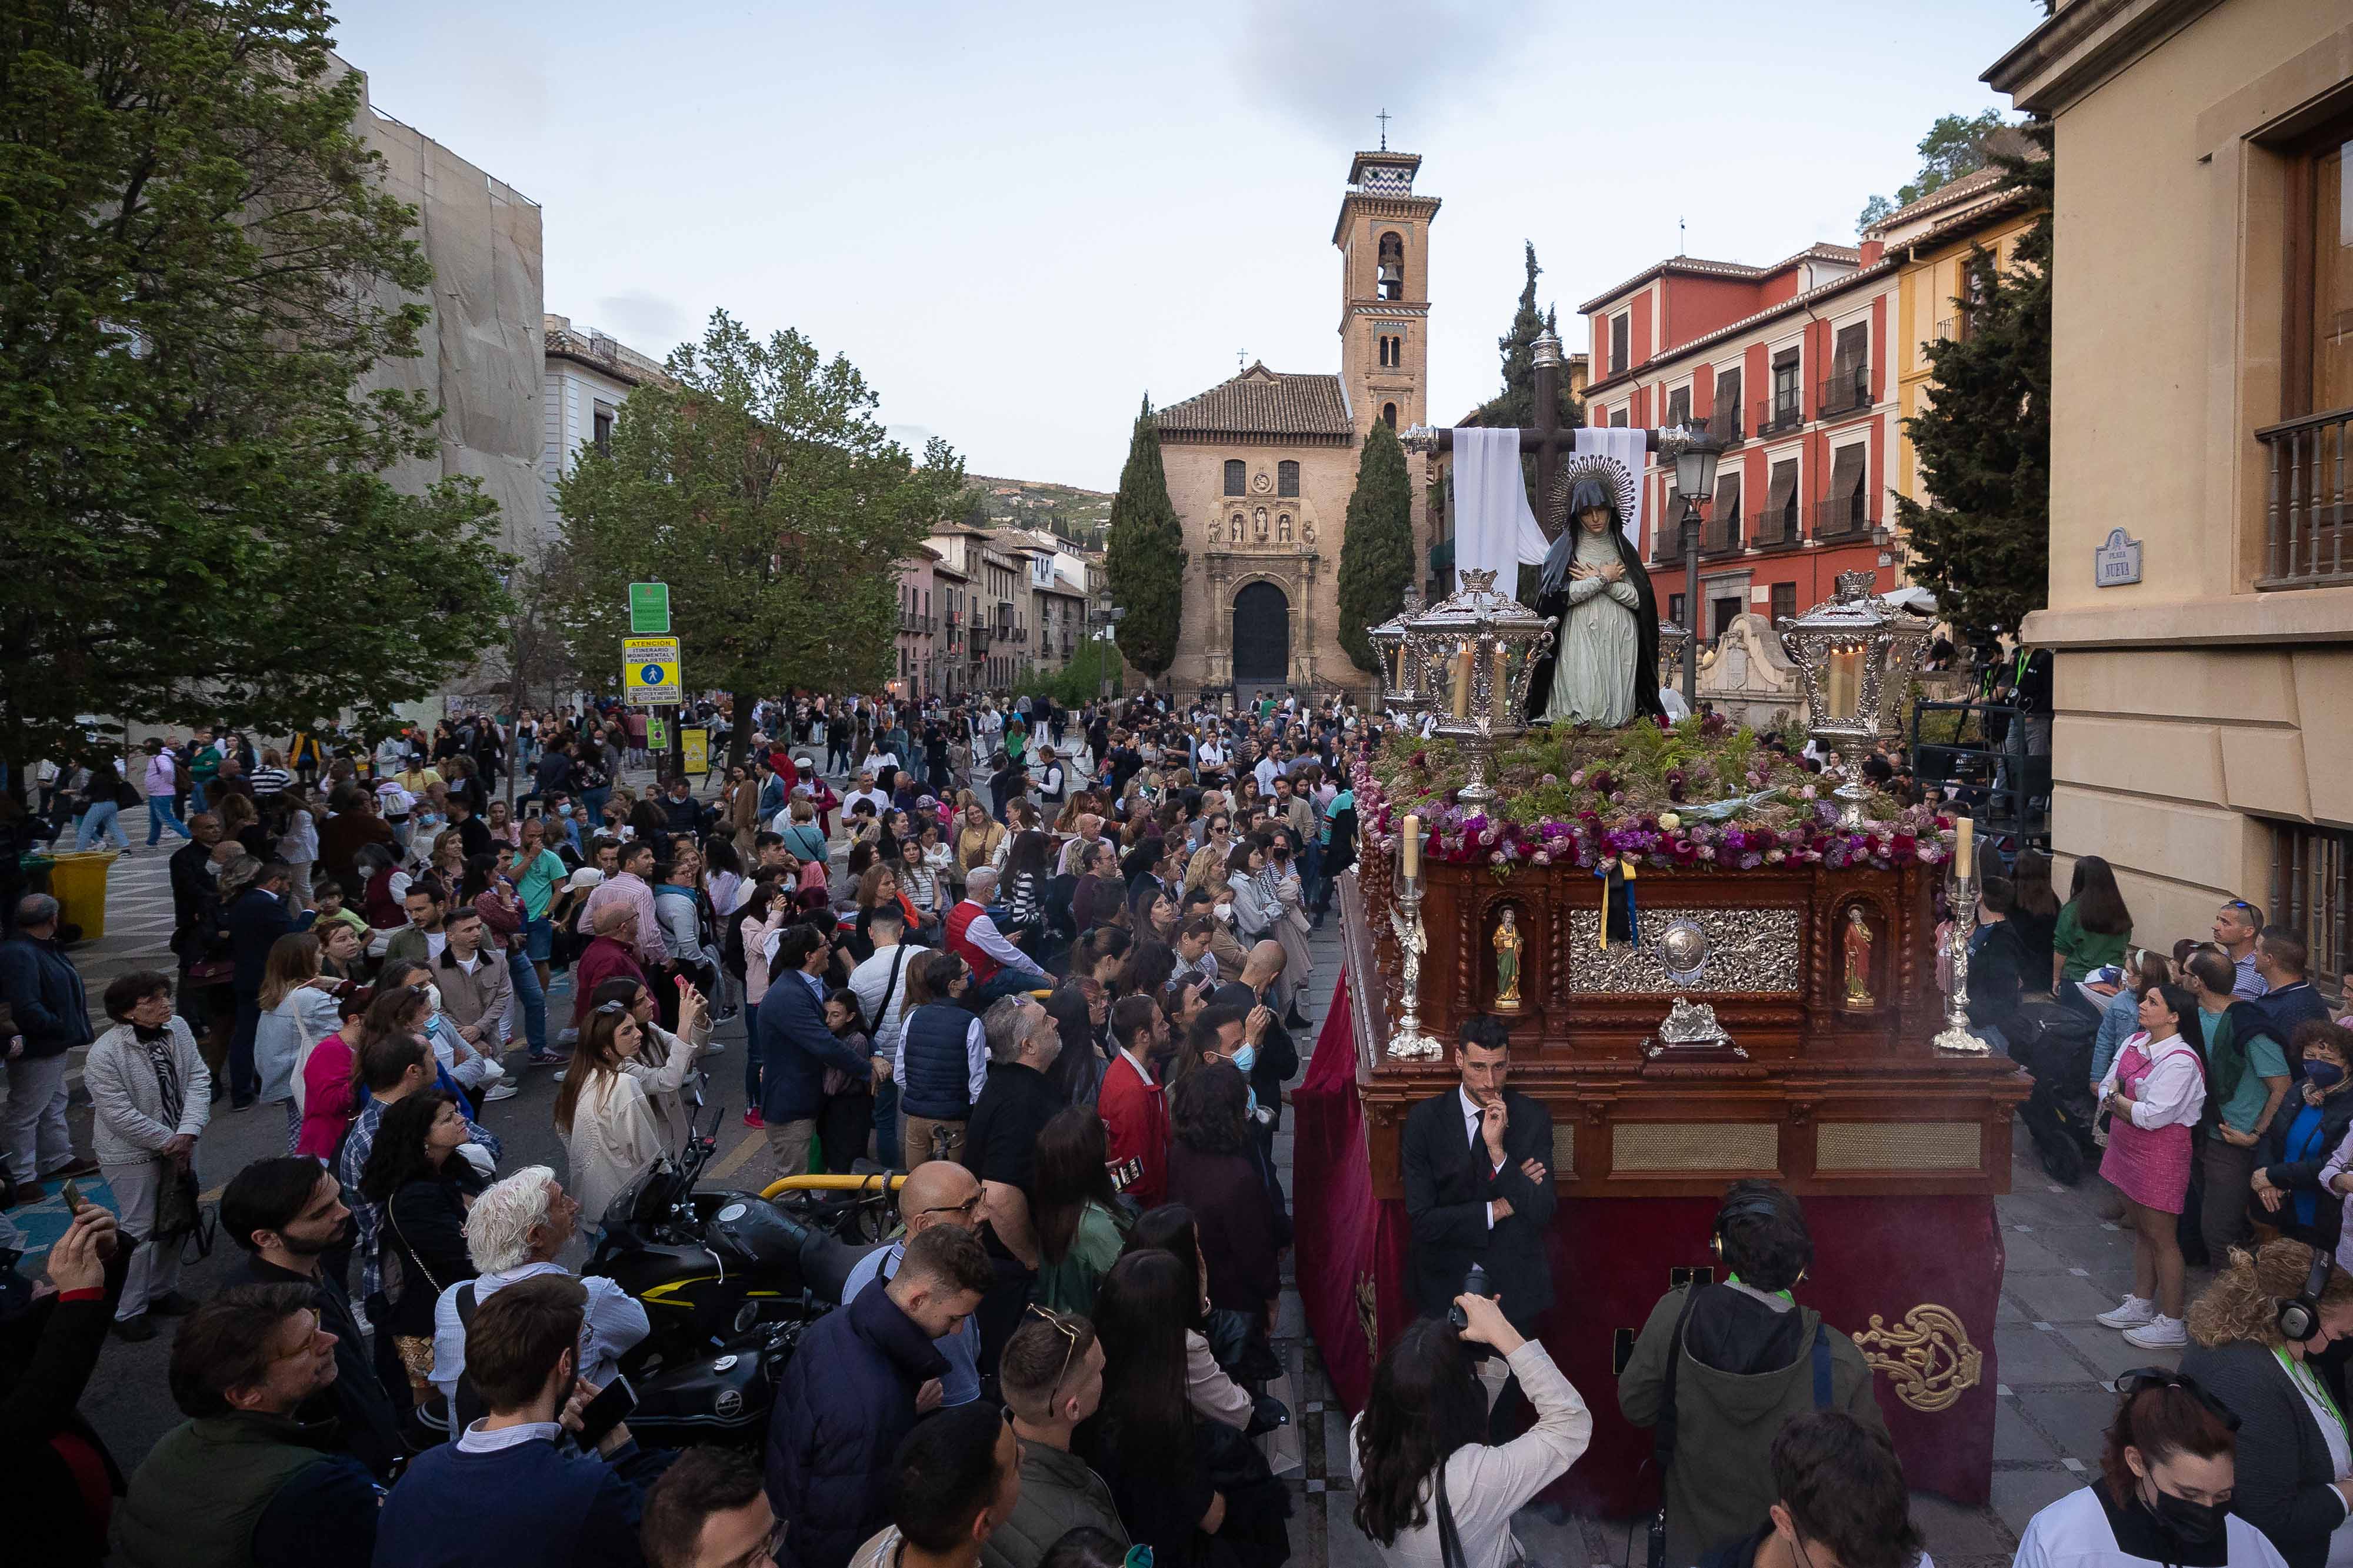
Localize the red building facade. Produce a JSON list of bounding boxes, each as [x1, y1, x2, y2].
[[1581, 241, 1903, 639]]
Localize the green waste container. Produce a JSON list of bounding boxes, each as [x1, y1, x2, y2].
[[47, 850, 118, 942]]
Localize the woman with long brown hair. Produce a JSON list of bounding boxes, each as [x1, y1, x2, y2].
[[255, 932, 342, 1148], [2057, 853, 2136, 990], [554, 998, 667, 1226], [2094, 982, 2208, 1349], [1032, 1106, 1129, 1314]]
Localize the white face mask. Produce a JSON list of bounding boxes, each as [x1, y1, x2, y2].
[[424, 983, 444, 1015]]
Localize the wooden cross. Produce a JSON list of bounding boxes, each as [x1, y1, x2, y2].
[[1408, 336, 1658, 532]]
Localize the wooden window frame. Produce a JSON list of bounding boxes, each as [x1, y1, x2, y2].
[[2282, 105, 2353, 421]]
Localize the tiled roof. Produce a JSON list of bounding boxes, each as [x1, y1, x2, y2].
[[1581, 255, 1901, 399], [1157, 363, 1354, 440], [1862, 166, 2008, 237], [1577, 244, 1861, 316]]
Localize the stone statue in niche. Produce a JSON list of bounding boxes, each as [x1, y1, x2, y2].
[[1254, 507, 1268, 541], [1492, 908, 1524, 1010], [1208, 514, 1222, 543], [1277, 513, 1292, 543], [1842, 906, 1875, 1008], [1302, 520, 1317, 547]]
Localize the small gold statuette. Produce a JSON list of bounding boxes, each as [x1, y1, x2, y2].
[[1492, 908, 1524, 1010], [1842, 906, 1875, 1008]]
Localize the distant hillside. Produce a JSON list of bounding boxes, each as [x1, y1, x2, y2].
[[967, 474, 1113, 549]]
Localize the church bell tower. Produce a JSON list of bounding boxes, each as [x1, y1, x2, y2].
[[1335, 148, 1441, 445]]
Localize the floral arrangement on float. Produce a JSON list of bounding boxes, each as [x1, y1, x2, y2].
[[1358, 711, 1957, 878]]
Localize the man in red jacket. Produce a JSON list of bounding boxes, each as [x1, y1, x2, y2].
[[571, 903, 648, 1030], [1096, 995, 1169, 1207]]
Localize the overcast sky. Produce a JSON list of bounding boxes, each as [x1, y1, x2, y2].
[[332, 1, 2035, 492]]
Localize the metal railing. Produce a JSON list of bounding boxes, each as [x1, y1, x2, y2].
[[1756, 395, 1804, 436], [1700, 512, 1743, 557], [2258, 406, 2353, 588], [1812, 496, 1875, 539], [1750, 508, 1804, 549], [1818, 365, 1871, 419]]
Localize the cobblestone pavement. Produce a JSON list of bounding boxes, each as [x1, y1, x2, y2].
[[12, 769, 2150, 1564]]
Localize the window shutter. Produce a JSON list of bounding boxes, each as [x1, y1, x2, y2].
[[1612, 314, 1631, 372], [1829, 445, 1866, 522], [1714, 370, 1741, 434], [1713, 471, 1742, 529], [1767, 459, 1799, 523], [1667, 388, 1690, 428]]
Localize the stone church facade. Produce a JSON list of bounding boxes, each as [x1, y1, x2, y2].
[[1157, 149, 1438, 700]]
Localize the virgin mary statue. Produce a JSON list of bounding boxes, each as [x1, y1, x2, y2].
[[1522, 475, 1667, 728]]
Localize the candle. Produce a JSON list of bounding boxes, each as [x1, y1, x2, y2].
[[1955, 817, 1974, 880], [1492, 644, 1508, 706], [1401, 813, 1421, 881], [1452, 646, 1472, 718], [1827, 646, 1862, 721]]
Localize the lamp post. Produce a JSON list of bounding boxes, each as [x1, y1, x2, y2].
[[1661, 426, 1725, 713]]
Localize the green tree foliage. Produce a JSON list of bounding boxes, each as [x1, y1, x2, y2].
[[556, 311, 965, 764], [1857, 109, 2013, 233], [1104, 398, 1185, 683], [1337, 420, 1415, 675], [0, 0, 512, 777], [1894, 122, 2052, 647], [1464, 242, 1581, 433], [1014, 638, 1124, 708]]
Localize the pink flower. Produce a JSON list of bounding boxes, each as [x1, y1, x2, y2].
[[1531, 850, 1552, 866], [1799, 785, 1818, 801]]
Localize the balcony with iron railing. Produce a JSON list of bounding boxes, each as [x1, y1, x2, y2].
[[1811, 495, 1877, 541], [1750, 508, 1804, 550], [1818, 363, 1871, 420], [1700, 511, 1743, 559], [2258, 406, 2353, 589], [1650, 518, 1685, 564], [1756, 395, 1805, 436]]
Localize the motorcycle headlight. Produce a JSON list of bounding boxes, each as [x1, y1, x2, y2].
[[734, 1301, 760, 1333]]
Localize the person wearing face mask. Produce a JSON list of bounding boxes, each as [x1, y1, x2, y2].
[[2254, 1025, 2353, 1268], [2180, 1239, 2353, 1568], [222, 1156, 405, 1480], [2015, 1367, 2288, 1567]]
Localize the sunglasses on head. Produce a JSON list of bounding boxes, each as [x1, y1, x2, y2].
[[2114, 1367, 2241, 1432]]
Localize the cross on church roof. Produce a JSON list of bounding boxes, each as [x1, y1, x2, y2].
[[1376, 108, 1391, 150]]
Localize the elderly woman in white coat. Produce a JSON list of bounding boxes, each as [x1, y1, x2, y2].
[[85, 970, 212, 1340]]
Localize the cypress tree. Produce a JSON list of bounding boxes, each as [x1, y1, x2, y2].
[[1894, 122, 2051, 646], [1337, 419, 1415, 674], [1466, 242, 1578, 434], [1105, 396, 1186, 683]]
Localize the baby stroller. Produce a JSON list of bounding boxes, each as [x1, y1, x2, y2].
[[2007, 999, 2101, 1185]]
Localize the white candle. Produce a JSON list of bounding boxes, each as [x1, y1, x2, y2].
[[1827, 646, 1862, 721], [1401, 813, 1421, 881], [1955, 817, 1974, 880]]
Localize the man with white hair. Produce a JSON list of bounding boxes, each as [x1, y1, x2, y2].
[[946, 868, 1051, 1006], [1051, 813, 1105, 879], [428, 1165, 648, 1420]]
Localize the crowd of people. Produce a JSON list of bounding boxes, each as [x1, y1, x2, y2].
[[0, 685, 1373, 1568]]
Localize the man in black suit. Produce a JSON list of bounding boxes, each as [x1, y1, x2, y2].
[[1401, 1013, 1557, 1333]]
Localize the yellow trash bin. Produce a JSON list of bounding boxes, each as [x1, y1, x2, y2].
[[47, 850, 119, 943]]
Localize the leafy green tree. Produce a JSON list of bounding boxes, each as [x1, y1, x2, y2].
[[1464, 242, 1580, 433], [0, 0, 512, 781], [1337, 420, 1415, 675], [1894, 122, 2051, 646], [1104, 398, 1185, 684], [556, 311, 965, 766], [1857, 108, 2014, 233]]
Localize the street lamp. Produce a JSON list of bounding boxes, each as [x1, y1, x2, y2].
[[1662, 426, 1726, 713]]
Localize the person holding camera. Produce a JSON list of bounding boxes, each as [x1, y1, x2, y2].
[[1399, 1015, 1556, 1432], [1348, 1292, 1592, 1568], [1618, 1182, 1889, 1567]]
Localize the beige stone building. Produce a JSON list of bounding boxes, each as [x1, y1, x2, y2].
[[1156, 149, 1438, 699], [1988, 0, 2353, 987]]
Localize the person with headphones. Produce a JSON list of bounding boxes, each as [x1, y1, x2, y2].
[[2179, 1237, 2353, 1568], [1617, 1181, 1890, 1568]]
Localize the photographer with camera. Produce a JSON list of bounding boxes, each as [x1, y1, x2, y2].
[[1348, 1291, 1592, 1568], [1618, 1182, 1889, 1568], [1400, 1014, 1556, 1434]]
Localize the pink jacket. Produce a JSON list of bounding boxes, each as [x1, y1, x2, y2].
[[296, 1032, 358, 1160]]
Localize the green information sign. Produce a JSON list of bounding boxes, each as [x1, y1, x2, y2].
[[646, 715, 668, 750], [629, 582, 671, 635]]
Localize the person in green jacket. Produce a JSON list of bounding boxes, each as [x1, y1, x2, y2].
[[1617, 1182, 1891, 1568], [982, 1309, 1129, 1568], [1031, 1106, 1130, 1316], [2052, 854, 2134, 990], [116, 1282, 381, 1568]]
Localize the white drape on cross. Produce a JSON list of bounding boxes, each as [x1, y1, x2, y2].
[[1450, 426, 1654, 598]]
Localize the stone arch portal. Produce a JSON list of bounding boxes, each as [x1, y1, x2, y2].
[[1231, 581, 1290, 688]]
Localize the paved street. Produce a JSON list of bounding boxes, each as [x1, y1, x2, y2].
[[11, 789, 2161, 1567]]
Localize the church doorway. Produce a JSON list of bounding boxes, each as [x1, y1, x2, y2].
[[1231, 582, 1290, 696]]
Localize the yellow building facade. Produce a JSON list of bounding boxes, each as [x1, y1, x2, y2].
[[1988, 0, 2353, 986]]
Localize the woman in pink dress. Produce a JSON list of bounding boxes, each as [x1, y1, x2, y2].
[[2094, 980, 2208, 1350]]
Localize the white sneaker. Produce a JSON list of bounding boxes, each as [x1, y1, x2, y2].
[[2124, 1314, 2188, 1349], [482, 1080, 519, 1102], [2097, 1295, 2158, 1329]]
